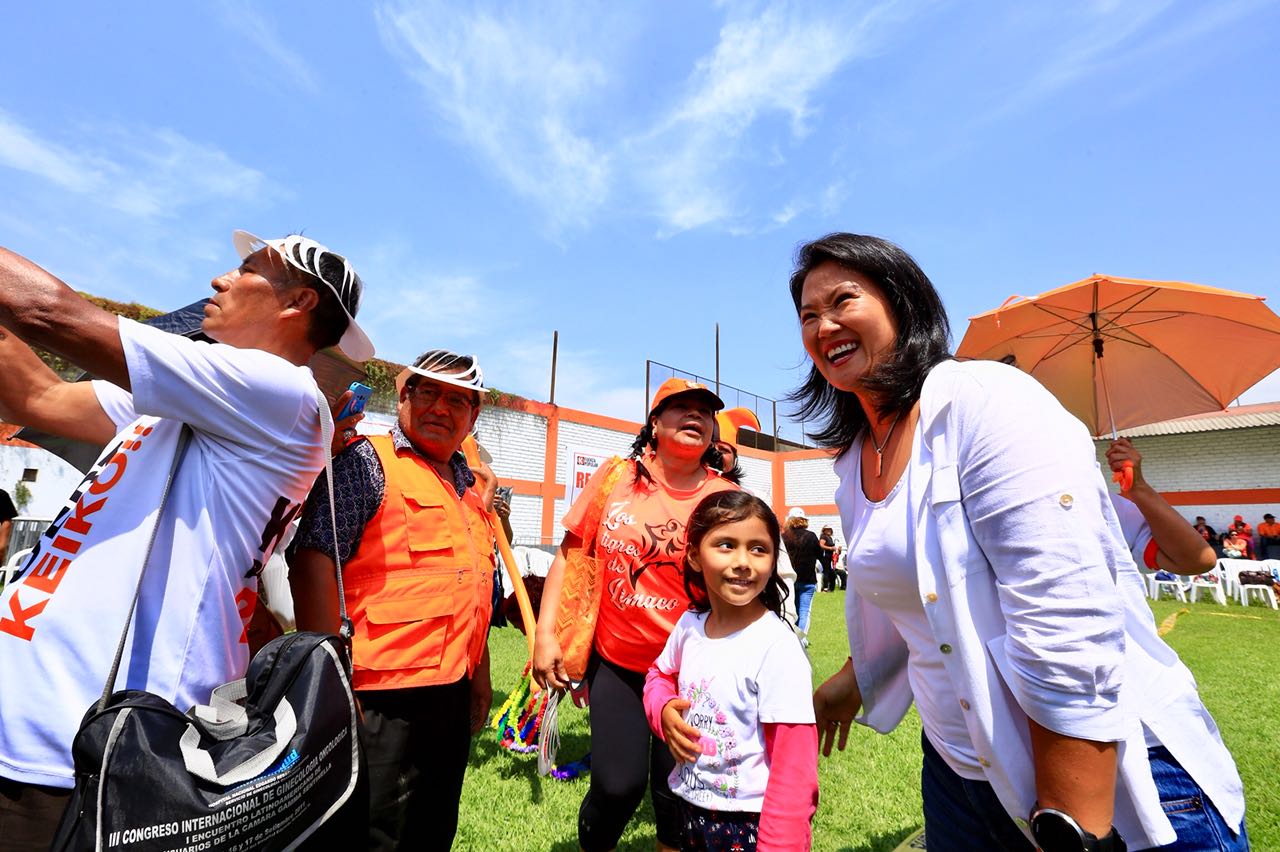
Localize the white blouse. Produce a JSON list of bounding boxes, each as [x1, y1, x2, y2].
[[846, 440, 984, 779]]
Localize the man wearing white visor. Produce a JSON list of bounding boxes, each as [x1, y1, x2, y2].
[[0, 231, 372, 849], [291, 349, 497, 852]]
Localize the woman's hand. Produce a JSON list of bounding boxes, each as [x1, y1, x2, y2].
[[1105, 438, 1146, 491], [813, 661, 862, 757], [661, 698, 703, 763], [532, 630, 569, 691]]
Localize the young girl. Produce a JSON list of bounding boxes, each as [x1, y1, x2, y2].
[[643, 491, 819, 851]]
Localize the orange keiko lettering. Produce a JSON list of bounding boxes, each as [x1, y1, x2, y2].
[[88, 452, 128, 495], [25, 552, 71, 595], [0, 592, 49, 641], [62, 494, 106, 537], [50, 535, 81, 556]]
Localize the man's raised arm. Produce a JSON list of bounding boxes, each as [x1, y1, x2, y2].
[[0, 247, 125, 445]]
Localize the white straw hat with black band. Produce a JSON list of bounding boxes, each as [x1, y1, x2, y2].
[[233, 230, 375, 361], [396, 349, 486, 395]]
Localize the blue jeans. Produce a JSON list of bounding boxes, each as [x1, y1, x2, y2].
[[794, 582, 816, 633], [920, 735, 1249, 851]]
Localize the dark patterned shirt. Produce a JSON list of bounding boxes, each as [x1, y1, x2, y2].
[[291, 423, 476, 565]]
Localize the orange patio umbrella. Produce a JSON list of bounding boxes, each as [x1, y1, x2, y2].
[[956, 273, 1280, 439]]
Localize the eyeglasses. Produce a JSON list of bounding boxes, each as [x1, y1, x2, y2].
[[407, 383, 477, 413]]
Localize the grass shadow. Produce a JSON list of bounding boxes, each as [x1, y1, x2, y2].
[[834, 825, 924, 852]]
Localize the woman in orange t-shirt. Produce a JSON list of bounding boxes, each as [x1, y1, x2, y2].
[[534, 378, 738, 852]]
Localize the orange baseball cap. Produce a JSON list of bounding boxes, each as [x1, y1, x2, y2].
[[714, 407, 761, 445], [649, 377, 724, 416]]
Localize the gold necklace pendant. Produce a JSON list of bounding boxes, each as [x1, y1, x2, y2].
[[868, 411, 902, 478]]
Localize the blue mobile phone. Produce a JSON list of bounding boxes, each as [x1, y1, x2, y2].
[[336, 382, 373, 420]]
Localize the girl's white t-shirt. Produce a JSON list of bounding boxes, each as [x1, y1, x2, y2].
[[653, 609, 814, 812]]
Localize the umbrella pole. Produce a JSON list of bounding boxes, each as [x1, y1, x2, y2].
[[1094, 335, 1132, 492]]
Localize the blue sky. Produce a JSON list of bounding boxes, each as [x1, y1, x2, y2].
[[1, 1, 1277, 444]]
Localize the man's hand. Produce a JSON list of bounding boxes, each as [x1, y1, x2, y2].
[[329, 389, 365, 456], [813, 663, 861, 757], [532, 630, 569, 691], [661, 698, 703, 764]]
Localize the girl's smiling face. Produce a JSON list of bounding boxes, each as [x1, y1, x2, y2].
[[688, 515, 776, 613]]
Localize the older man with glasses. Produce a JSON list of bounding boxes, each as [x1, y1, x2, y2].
[[290, 349, 497, 852]]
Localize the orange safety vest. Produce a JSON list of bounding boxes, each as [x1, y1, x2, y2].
[[343, 434, 495, 691]]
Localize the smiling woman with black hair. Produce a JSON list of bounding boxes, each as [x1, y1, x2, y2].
[[794, 233, 1248, 851]]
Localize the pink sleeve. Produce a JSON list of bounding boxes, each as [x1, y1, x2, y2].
[[643, 665, 679, 741], [759, 722, 819, 851]]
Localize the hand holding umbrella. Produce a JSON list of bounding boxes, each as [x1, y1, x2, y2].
[[1105, 438, 1142, 495]]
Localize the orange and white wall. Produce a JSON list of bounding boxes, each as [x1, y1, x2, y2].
[[470, 398, 1280, 548]]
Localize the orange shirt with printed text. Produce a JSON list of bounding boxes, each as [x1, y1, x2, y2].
[[562, 459, 736, 673]]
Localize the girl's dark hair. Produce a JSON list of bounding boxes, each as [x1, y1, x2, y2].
[[786, 233, 952, 456], [682, 491, 788, 620], [629, 402, 720, 484]]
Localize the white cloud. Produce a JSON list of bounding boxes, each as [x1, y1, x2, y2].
[[0, 110, 268, 220], [375, 0, 614, 229], [630, 1, 898, 233], [0, 109, 110, 194], [978, 0, 1268, 124], [375, 0, 906, 235], [218, 0, 319, 91], [0, 109, 274, 306]]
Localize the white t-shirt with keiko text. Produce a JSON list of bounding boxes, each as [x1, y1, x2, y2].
[[653, 610, 814, 813], [0, 318, 325, 788]]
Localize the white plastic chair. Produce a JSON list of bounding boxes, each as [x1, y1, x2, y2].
[[1148, 574, 1187, 602], [1235, 565, 1278, 609], [1216, 558, 1254, 598], [1188, 571, 1227, 605], [1238, 583, 1278, 609]]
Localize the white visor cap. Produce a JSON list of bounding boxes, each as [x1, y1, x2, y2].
[[233, 230, 375, 361]]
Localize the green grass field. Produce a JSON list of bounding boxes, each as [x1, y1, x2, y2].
[[456, 593, 1280, 851]]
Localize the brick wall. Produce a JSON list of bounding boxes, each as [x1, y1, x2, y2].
[[783, 455, 840, 507], [476, 406, 548, 483], [737, 454, 773, 503], [1094, 425, 1280, 530], [316, 400, 1280, 553]]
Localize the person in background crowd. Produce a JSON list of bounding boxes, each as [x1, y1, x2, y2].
[[1221, 528, 1251, 560], [712, 407, 761, 487], [0, 230, 371, 850], [1104, 439, 1216, 577], [0, 488, 18, 565], [817, 525, 838, 592], [1230, 514, 1252, 541], [781, 507, 820, 643], [829, 540, 847, 591], [793, 232, 1247, 850], [1258, 513, 1280, 560], [533, 377, 737, 852], [1193, 516, 1218, 546], [291, 349, 496, 851]]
